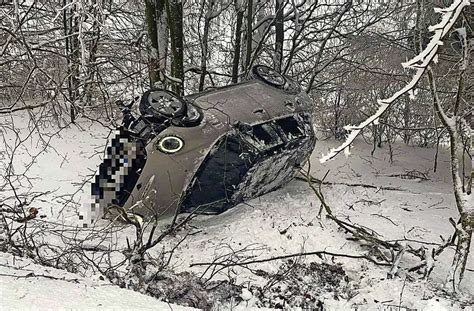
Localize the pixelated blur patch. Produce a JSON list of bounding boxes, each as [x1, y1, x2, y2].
[[80, 128, 146, 227], [91, 128, 143, 199]]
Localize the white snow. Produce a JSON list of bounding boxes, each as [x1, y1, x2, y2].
[[0, 252, 197, 310], [0, 114, 473, 309]]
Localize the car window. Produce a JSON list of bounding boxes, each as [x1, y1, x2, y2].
[[275, 116, 304, 140], [252, 123, 284, 148]]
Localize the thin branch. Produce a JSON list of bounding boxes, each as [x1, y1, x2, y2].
[[320, 0, 470, 163]]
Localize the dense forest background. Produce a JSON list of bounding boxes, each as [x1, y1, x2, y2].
[[1, 0, 471, 147]]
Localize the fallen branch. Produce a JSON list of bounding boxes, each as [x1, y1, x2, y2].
[[301, 167, 456, 280], [294, 175, 407, 192], [190, 249, 391, 268], [0, 272, 80, 283]]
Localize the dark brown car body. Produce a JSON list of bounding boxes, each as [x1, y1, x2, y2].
[[84, 67, 316, 225]]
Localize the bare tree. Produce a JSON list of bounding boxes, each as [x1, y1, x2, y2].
[[165, 0, 184, 94], [231, 0, 245, 83], [145, 0, 167, 86], [244, 0, 253, 71], [319, 0, 472, 290], [427, 37, 472, 291], [273, 0, 284, 72]]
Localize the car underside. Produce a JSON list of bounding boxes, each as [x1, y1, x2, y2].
[[81, 65, 316, 226]]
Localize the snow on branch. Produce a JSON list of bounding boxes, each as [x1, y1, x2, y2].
[[320, 0, 470, 163]]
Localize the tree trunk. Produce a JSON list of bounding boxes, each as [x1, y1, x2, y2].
[[145, 0, 160, 86], [232, 0, 244, 83], [84, 0, 102, 105], [165, 0, 184, 95], [198, 1, 213, 92], [244, 0, 253, 71], [333, 90, 341, 139], [63, 0, 72, 119], [145, 0, 167, 87], [71, 6, 80, 119], [274, 0, 284, 72], [428, 67, 473, 291], [402, 99, 411, 144], [64, 0, 80, 123]]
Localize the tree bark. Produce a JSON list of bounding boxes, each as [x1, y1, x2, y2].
[[428, 66, 472, 291], [165, 0, 184, 95], [244, 0, 253, 71], [231, 0, 244, 83], [274, 0, 284, 72], [145, 0, 167, 87], [63, 0, 71, 118], [198, 1, 213, 91], [64, 0, 80, 123], [84, 0, 102, 105], [145, 0, 159, 86]]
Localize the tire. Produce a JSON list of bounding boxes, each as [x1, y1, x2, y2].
[[139, 89, 187, 121], [251, 65, 286, 88], [171, 102, 204, 127]]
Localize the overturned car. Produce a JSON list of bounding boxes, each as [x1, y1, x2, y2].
[[82, 65, 316, 226]]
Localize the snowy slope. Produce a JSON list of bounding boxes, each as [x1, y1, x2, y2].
[[0, 252, 197, 310], [0, 115, 473, 309]]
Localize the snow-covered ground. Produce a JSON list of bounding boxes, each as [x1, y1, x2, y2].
[[0, 115, 473, 310], [0, 252, 197, 310]]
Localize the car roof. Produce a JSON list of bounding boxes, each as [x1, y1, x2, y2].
[[185, 79, 310, 126]]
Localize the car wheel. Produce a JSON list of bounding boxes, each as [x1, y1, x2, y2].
[[252, 65, 286, 88], [140, 89, 187, 120], [171, 102, 203, 127]]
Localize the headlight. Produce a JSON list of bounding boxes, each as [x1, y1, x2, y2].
[[157, 136, 184, 154]]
